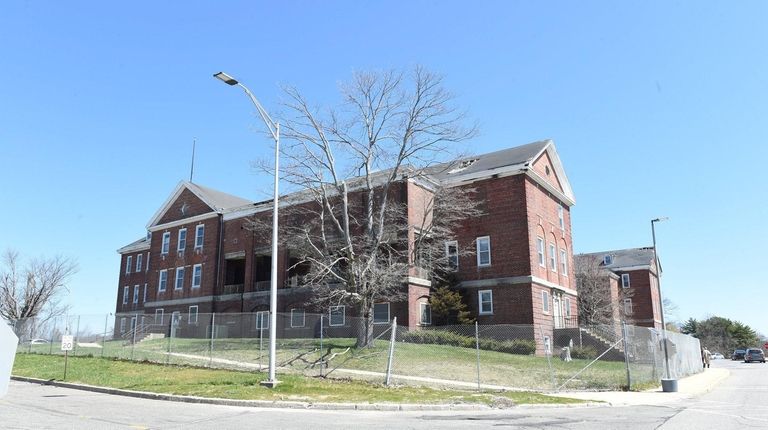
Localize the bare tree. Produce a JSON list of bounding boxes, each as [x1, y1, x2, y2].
[[257, 67, 477, 347], [574, 255, 633, 326], [0, 249, 77, 338]]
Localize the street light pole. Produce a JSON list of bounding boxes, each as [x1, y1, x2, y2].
[[651, 216, 675, 392], [214, 72, 280, 387]]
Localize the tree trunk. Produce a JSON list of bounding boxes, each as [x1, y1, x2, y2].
[[355, 306, 375, 348]]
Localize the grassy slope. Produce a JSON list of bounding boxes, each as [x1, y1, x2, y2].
[[12, 354, 585, 405]]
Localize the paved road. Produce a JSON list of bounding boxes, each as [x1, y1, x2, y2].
[[1, 359, 765, 429]]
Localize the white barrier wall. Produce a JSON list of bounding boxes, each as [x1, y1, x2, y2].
[[0, 320, 18, 397]]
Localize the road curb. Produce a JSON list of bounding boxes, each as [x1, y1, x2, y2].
[[11, 376, 493, 411]]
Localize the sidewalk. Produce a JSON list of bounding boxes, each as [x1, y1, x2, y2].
[[548, 368, 730, 406]]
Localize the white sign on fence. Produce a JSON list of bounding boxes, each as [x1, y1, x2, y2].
[[0, 320, 18, 398], [61, 335, 74, 351]]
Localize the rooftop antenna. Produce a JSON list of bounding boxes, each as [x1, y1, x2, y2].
[[189, 138, 196, 182]]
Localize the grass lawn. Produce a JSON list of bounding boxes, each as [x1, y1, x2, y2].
[[12, 353, 585, 406]]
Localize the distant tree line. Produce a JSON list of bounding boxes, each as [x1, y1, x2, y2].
[[680, 316, 760, 354]]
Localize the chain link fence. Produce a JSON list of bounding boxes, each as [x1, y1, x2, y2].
[[12, 312, 702, 391]]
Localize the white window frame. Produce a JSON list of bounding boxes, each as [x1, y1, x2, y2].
[[478, 290, 493, 315], [175, 267, 185, 290], [177, 228, 187, 252], [549, 243, 557, 272], [158, 269, 168, 292], [133, 285, 140, 304], [126, 256, 132, 274], [145, 252, 150, 272], [122, 286, 129, 304], [120, 318, 126, 333], [542, 290, 550, 314], [445, 240, 459, 270], [255, 311, 269, 330], [564, 297, 572, 317], [290, 309, 305, 328], [558, 204, 565, 230], [143, 283, 147, 303], [560, 248, 568, 275], [604, 255, 613, 265], [420, 302, 432, 326], [192, 264, 202, 289], [537, 237, 545, 267], [136, 254, 142, 272], [188, 305, 198, 324], [624, 298, 634, 315], [195, 225, 205, 249], [476, 236, 491, 267], [373, 303, 390, 325], [329, 306, 346, 326], [155, 308, 164, 325], [161, 232, 171, 254], [621, 273, 631, 288]]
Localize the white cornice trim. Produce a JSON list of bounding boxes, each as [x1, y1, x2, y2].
[[440, 163, 527, 187], [458, 275, 577, 296], [529, 276, 578, 296], [610, 265, 653, 272], [407, 276, 432, 287], [525, 170, 576, 207], [117, 242, 150, 254], [149, 213, 218, 232]]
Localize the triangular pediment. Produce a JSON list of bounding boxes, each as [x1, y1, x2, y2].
[[528, 141, 575, 206], [146, 182, 217, 229]]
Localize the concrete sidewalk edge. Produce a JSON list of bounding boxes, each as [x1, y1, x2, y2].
[[11, 376, 603, 411]]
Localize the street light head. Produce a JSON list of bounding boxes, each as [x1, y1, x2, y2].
[[652, 217, 669, 223], [213, 72, 238, 86]]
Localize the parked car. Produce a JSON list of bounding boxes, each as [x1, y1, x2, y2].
[[711, 352, 724, 360], [744, 348, 766, 363], [732, 349, 746, 360], [29, 338, 49, 345]]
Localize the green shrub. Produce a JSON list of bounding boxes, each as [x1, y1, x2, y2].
[[400, 330, 535, 355], [570, 346, 598, 360]]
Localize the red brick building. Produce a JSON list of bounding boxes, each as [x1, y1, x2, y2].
[[575, 248, 663, 330], [115, 140, 578, 351]]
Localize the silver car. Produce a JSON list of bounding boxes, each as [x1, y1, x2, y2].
[[744, 348, 766, 363]]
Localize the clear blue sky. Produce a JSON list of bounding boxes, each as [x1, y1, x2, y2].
[[2, 2, 766, 334]]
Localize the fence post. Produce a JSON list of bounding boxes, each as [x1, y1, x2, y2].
[[385, 317, 397, 386], [209, 313, 215, 367], [165, 317, 172, 365], [259, 320, 264, 371], [102, 314, 109, 358], [319, 314, 324, 377], [622, 321, 632, 390], [73, 315, 80, 356], [48, 320, 55, 355], [539, 324, 556, 390], [131, 319, 137, 361], [475, 321, 481, 392]]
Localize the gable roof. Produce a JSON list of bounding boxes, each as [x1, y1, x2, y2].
[[428, 140, 575, 206], [145, 181, 252, 229], [117, 236, 150, 254], [577, 247, 657, 271]]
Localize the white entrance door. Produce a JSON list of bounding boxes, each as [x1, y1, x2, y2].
[[553, 294, 563, 328]]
